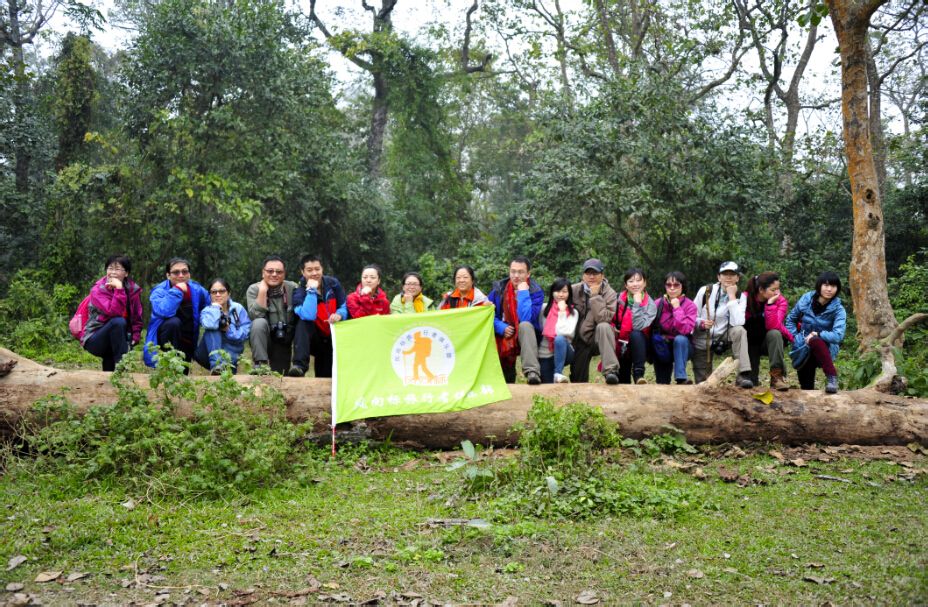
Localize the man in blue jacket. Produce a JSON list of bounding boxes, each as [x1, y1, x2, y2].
[[288, 254, 348, 378], [488, 255, 545, 384]]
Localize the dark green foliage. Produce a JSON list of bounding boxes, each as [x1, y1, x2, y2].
[[19, 349, 316, 497]]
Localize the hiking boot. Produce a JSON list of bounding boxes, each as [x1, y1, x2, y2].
[[770, 368, 789, 391], [825, 375, 839, 394], [287, 365, 306, 378], [526, 371, 541, 385], [735, 372, 754, 389], [635, 375, 647, 385], [676, 378, 693, 385], [554, 373, 569, 384], [604, 372, 619, 385]]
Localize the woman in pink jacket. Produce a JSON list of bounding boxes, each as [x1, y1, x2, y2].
[[81, 255, 144, 371], [652, 271, 698, 385], [744, 271, 794, 391]]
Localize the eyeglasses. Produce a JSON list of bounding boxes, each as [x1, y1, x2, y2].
[[169, 268, 190, 276], [665, 282, 682, 288], [210, 289, 228, 295], [403, 282, 421, 287], [106, 265, 126, 273], [263, 268, 285, 275]]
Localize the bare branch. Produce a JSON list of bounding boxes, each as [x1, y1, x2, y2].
[[688, 30, 750, 103], [876, 39, 927, 85], [461, 0, 492, 74]]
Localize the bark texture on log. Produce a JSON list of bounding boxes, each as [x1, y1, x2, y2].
[[1, 348, 926, 449]]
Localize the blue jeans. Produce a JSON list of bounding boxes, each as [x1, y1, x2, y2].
[[195, 329, 239, 372], [539, 336, 575, 383], [83, 317, 130, 372], [654, 335, 692, 384]]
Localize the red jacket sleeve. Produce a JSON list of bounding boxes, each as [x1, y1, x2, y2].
[[90, 282, 128, 318]]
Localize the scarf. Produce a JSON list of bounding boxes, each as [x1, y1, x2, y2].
[[542, 304, 562, 351], [267, 285, 285, 299], [314, 280, 336, 336], [413, 293, 425, 313], [495, 281, 520, 366], [444, 288, 474, 309]]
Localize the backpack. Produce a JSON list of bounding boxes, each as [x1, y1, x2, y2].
[[69, 296, 91, 341]]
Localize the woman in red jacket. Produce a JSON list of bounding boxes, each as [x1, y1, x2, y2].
[[346, 264, 391, 319], [744, 271, 794, 391], [81, 255, 144, 371]]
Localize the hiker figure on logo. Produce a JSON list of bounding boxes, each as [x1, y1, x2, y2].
[[403, 331, 436, 382]]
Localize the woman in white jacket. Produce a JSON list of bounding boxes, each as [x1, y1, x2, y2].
[[537, 278, 580, 383]]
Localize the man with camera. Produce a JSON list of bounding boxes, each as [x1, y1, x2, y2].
[[246, 255, 298, 373], [692, 261, 753, 388]]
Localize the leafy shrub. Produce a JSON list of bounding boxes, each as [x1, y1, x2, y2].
[[447, 398, 693, 521], [18, 349, 316, 497], [516, 396, 620, 475], [0, 269, 95, 363], [621, 427, 698, 458]]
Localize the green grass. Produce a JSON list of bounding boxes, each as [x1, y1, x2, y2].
[[2, 448, 925, 604]]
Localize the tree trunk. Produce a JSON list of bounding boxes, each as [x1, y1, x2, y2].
[[864, 38, 887, 200], [2, 349, 925, 449], [367, 72, 389, 181], [826, 0, 897, 349], [7, 0, 32, 193]]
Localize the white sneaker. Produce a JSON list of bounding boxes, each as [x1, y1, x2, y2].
[[554, 373, 569, 384]]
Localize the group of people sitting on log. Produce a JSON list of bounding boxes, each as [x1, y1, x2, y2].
[[76, 254, 847, 394]]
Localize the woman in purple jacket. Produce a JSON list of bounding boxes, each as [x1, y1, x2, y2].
[[81, 255, 144, 371], [652, 271, 698, 385], [744, 271, 794, 391]]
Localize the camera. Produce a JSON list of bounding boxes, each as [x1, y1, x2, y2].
[[271, 321, 289, 341], [218, 313, 230, 331], [711, 339, 727, 356]]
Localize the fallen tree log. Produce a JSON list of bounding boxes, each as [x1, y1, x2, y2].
[[1, 348, 926, 448]]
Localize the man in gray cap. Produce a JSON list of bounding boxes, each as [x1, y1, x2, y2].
[[570, 258, 620, 384], [692, 261, 753, 387]]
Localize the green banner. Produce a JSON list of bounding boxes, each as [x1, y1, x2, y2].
[[331, 306, 511, 424]]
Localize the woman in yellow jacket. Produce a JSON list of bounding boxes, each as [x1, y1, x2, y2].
[[390, 272, 435, 314]]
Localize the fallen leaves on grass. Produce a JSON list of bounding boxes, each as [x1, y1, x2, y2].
[[7, 555, 26, 571], [65, 572, 89, 582], [5, 583, 25, 592], [788, 458, 807, 468], [575, 590, 600, 604], [34, 570, 62, 583], [686, 569, 705, 579], [803, 575, 836, 584]]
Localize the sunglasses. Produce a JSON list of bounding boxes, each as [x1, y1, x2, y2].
[[263, 268, 285, 275], [665, 282, 682, 288], [210, 289, 228, 295], [169, 268, 190, 276]]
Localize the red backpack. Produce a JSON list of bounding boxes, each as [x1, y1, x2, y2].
[[69, 296, 91, 341]]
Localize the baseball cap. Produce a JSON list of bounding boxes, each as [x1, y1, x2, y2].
[[582, 258, 605, 273], [718, 261, 742, 274]]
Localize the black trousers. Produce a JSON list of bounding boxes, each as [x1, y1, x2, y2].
[[292, 319, 334, 377]]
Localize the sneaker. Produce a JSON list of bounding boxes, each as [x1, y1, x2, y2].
[[604, 372, 619, 385], [676, 378, 693, 385], [287, 365, 306, 378], [635, 375, 647, 385], [526, 371, 541, 385], [735, 372, 754, 389], [825, 375, 838, 394], [554, 373, 569, 384]]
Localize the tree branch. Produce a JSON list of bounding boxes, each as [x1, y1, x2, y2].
[[308, 0, 376, 72], [461, 0, 492, 73]]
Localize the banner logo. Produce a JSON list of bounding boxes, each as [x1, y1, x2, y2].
[[391, 326, 455, 386]]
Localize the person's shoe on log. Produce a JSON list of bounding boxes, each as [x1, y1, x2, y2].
[[604, 372, 619, 385], [526, 371, 541, 385], [735, 372, 754, 389], [770, 368, 790, 391], [287, 365, 306, 378], [825, 375, 839, 394]]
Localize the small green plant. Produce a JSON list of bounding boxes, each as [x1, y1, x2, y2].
[[447, 439, 495, 491], [621, 427, 698, 458]]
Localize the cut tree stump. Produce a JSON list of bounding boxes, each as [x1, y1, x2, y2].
[[1, 348, 926, 448]]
